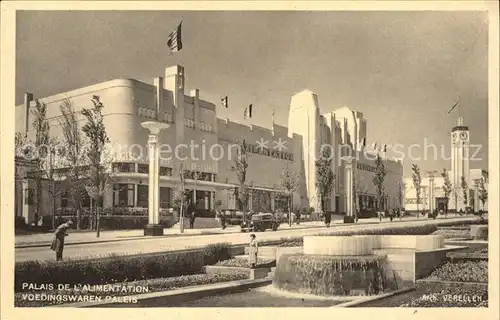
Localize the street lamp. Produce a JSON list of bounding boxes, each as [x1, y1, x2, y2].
[[425, 171, 438, 217], [141, 121, 170, 236]]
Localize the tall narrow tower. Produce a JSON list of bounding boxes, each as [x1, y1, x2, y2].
[[450, 116, 470, 211]]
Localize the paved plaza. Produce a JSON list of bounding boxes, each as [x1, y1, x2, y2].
[[15, 215, 478, 263]]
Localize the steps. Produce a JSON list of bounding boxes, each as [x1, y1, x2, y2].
[[267, 267, 276, 279], [233, 255, 275, 261], [244, 246, 278, 258]]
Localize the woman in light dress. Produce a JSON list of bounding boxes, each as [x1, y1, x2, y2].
[[248, 234, 258, 269]]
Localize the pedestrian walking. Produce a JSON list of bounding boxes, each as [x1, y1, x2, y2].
[[324, 211, 331, 228], [220, 210, 227, 230], [248, 234, 258, 269], [50, 220, 73, 261], [189, 210, 196, 229]]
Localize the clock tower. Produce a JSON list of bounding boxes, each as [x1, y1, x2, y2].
[[450, 116, 470, 211]]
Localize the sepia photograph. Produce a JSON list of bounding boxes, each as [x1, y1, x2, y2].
[[1, 0, 498, 316]]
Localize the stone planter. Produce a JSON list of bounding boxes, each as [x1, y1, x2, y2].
[[378, 235, 444, 250], [275, 247, 303, 263]]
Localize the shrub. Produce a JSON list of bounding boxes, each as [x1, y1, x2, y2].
[[15, 216, 26, 228], [202, 243, 232, 265], [274, 254, 390, 296], [15, 243, 232, 292], [56, 215, 177, 230], [424, 261, 488, 283], [269, 225, 439, 247], [474, 226, 488, 240], [215, 258, 275, 268], [432, 229, 470, 239]]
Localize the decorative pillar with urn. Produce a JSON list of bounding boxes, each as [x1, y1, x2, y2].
[[142, 121, 170, 236]]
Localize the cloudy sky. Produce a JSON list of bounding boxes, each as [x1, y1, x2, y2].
[[16, 10, 489, 175]]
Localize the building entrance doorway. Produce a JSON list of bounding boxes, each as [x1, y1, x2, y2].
[[436, 197, 448, 212]]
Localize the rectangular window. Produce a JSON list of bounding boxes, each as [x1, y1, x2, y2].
[[138, 164, 149, 174], [160, 187, 171, 208], [159, 167, 172, 176], [113, 184, 135, 207], [61, 191, 69, 208], [113, 162, 135, 173], [25, 188, 35, 205], [137, 185, 148, 208], [82, 191, 91, 208]]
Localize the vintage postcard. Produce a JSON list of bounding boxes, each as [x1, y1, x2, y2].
[[1, 1, 498, 319]]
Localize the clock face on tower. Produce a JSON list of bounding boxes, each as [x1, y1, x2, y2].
[[460, 132, 468, 141], [452, 132, 458, 142]]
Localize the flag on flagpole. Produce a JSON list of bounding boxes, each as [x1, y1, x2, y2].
[[383, 144, 387, 152], [167, 21, 183, 53], [448, 99, 459, 114], [221, 96, 228, 108], [361, 138, 366, 148], [243, 107, 248, 119], [248, 104, 252, 118]]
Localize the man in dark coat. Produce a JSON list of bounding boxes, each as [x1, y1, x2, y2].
[[189, 203, 196, 229], [324, 211, 331, 228], [50, 220, 73, 261], [220, 210, 227, 230]]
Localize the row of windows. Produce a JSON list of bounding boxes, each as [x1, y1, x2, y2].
[[112, 184, 173, 208], [112, 162, 215, 181], [356, 194, 389, 211], [112, 183, 212, 209], [24, 188, 102, 208]]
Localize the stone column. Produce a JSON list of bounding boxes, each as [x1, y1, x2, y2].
[[474, 180, 480, 212], [428, 177, 434, 213], [344, 158, 354, 219], [141, 121, 170, 236]]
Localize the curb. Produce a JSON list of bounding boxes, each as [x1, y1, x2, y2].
[[15, 224, 327, 249], [332, 287, 416, 308], [51, 278, 272, 308], [416, 279, 488, 288], [15, 231, 224, 249]]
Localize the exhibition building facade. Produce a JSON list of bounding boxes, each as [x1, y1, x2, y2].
[[15, 65, 404, 224]]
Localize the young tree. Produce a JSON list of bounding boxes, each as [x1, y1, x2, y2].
[[372, 154, 387, 214], [30, 99, 50, 225], [15, 132, 27, 151], [315, 146, 335, 214], [477, 177, 488, 211], [43, 137, 71, 229], [230, 138, 250, 222], [81, 95, 113, 237], [441, 169, 452, 216], [278, 162, 300, 226], [461, 176, 468, 211], [411, 164, 422, 218], [58, 99, 87, 229], [171, 163, 200, 233]]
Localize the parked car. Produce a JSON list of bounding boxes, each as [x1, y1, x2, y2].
[[240, 212, 280, 232]]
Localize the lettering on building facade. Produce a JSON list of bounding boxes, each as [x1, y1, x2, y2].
[[356, 162, 376, 173], [243, 143, 294, 161]]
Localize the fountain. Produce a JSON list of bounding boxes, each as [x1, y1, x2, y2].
[[273, 234, 447, 297]]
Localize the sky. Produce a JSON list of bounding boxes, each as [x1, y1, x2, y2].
[[15, 10, 489, 175]]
